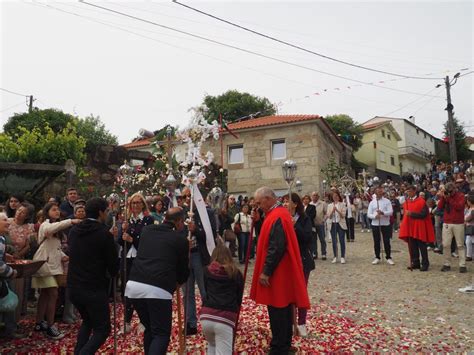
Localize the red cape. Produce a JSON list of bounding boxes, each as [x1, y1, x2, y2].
[[250, 206, 310, 309], [399, 197, 435, 243]]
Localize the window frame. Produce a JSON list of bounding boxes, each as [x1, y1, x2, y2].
[[228, 144, 244, 164], [271, 139, 286, 160]]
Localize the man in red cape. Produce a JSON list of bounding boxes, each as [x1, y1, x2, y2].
[[250, 187, 310, 354], [399, 185, 435, 271]]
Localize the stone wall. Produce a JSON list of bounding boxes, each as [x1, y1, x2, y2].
[[176, 120, 348, 196]]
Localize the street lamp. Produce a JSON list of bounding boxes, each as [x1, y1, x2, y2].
[[295, 179, 303, 194], [282, 160, 297, 207]]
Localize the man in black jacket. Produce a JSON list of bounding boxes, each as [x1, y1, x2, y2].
[[67, 197, 119, 355], [126, 207, 190, 355]]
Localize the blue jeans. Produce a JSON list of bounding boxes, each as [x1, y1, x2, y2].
[[361, 213, 369, 229], [184, 251, 206, 328], [313, 225, 327, 257], [238, 232, 250, 263], [331, 223, 346, 258], [133, 298, 172, 355]]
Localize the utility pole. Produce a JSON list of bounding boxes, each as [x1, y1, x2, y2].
[[444, 75, 458, 162], [28, 95, 34, 113]]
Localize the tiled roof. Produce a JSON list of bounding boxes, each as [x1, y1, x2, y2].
[[362, 122, 388, 130], [121, 138, 151, 149], [466, 136, 474, 145], [227, 114, 321, 130]]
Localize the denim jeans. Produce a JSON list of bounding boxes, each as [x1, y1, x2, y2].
[[70, 287, 111, 355], [183, 251, 206, 328], [238, 232, 250, 263], [313, 225, 327, 257], [133, 298, 172, 355], [361, 213, 369, 229], [330, 223, 346, 258]]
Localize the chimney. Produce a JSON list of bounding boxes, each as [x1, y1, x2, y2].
[[408, 116, 415, 124]]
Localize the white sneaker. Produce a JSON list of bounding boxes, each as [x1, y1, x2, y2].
[[372, 258, 380, 265], [331, 257, 337, 264], [452, 252, 459, 258], [386, 258, 395, 265], [458, 285, 474, 293], [297, 324, 307, 337], [340, 257, 346, 264]]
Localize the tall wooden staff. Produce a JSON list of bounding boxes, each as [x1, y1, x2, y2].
[[118, 161, 133, 335]]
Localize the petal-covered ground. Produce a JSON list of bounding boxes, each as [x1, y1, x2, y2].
[[0, 295, 469, 354]]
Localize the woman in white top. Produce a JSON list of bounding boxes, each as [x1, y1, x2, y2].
[[326, 191, 347, 264], [32, 202, 81, 339], [233, 204, 252, 264]]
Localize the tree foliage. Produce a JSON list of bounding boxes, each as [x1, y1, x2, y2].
[[443, 117, 470, 161], [320, 157, 345, 185], [3, 109, 117, 152], [3, 109, 74, 137], [198, 90, 276, 123], [0, 123, 86, 165], [76, 115, 118, 151], [325, 114, 364, 151]]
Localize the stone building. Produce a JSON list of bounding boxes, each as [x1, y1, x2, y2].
[[173, 115, 351, 196]]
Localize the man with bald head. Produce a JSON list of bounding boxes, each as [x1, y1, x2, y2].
[[250, 187, 310, 354], [126, 207, 190, 354]]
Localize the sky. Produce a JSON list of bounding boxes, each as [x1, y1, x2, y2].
[[1, 0, 473, 144]]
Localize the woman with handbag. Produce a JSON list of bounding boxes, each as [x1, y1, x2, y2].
[[233, 204, 252, 264], [326, 191, 347, 264], [32, 202, 81, 339]]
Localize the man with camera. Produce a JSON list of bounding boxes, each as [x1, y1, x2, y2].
[[437, 182, 467, 273]]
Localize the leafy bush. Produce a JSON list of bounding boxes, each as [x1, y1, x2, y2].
[[0, 123, 86, 165]]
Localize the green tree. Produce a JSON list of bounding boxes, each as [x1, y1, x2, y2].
[[198, 90, 276, 123], [443, 117, 470, 161], [0, 123, 86, 165], [320, 157, 345, 185], [325, 114, 364, 151], [3, 108, 75, 137], [76, 115, 118, 151]]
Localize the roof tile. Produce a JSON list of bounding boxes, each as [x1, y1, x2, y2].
[[227, 114, 321, 130]]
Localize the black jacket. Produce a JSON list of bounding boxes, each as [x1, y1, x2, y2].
[[118, 214, 154, 257], [304, 204, 316, 227], [294, 214, 315, 273], [129, 222, 190, 295], [67, 219, 119, 290], [203, 261, 244, 313], [190, 207, 217, 267], [263, 217, 287, 277]]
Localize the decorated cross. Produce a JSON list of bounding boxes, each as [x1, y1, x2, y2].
[[155, 125, 182, 175], [358, 168, 369, 188]]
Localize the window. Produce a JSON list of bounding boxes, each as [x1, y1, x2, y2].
[[424, 133, 427, 138], [228, 145, 243, 164], [430, 137, 433, 142], [390, 156, 395, 166], [387, 133, 391, 140], [380, 151, 386, 163], [381, 129, 385, 138], [271, 139, 286, 160], [416, 129, 420, 135]]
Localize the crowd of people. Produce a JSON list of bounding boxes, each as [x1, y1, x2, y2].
[[0, 158, 473, 354]]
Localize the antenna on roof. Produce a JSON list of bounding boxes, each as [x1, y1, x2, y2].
[[408, 116, 415, 124]]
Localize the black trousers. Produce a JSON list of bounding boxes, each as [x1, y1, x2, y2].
[[408, 237, 429, 267], [133, 298, 173, 355], [345, 217, 355, 241], [371, 225, 392, 259], [70, 287, 111, 355], [120, 258, 135, 323], [268, 304, 293, 354]]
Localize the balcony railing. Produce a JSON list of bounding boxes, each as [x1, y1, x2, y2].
[[398, 146, 431, 161]]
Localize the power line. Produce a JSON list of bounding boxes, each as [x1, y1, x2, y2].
[[0, 87, 29, 97], [78, 1, 442, 98], [460, 70, 474, 78], [382, 86, 442, 117], [0, 100, 27, 113], [172, 0, 444, 81]]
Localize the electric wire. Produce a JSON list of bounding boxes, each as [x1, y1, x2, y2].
[[172, 0, 445, 80], [78, 1, 442, 98], [382, 86, 442, 116], [0, 88, 29, 97], [0, 101, 27, 113]]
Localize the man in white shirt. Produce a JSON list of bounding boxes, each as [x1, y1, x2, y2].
[[367, 186, 394, 265]]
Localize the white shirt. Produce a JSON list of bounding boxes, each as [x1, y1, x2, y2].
[[124, 280, 172, 300], [367, 197, 393, 226]]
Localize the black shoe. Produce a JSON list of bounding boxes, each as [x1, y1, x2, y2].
[[186, 325, 197, 336], [441, 265, 451, 272], [459, 267, 467, 273], [46, 326, 64, 340], [420, 265, 429, 272], [409, 262, 420, 270], [321, 255, 327, 261], [466, 257, 472, 261], [34, 321, 48, 332]]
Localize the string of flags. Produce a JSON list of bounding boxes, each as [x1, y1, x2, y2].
[[274, 67, 470, 108]]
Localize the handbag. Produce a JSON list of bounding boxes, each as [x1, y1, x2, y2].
[[224, 229, 237, 242], [32, 238, 54, 277], [0, 282, 19, 313], [233, 213, 242, 234]]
